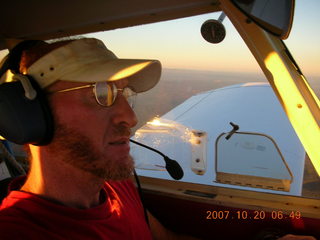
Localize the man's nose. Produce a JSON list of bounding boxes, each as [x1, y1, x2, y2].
[[111, 94, 138, 128]]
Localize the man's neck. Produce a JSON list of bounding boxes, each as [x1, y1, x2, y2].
[[21, 145, 105, 209]]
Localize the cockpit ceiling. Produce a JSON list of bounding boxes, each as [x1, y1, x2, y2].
[[0, 0, 220, 50]]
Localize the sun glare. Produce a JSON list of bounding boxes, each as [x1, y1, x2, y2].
[[265, 52, 320, 176], [109, 62, 152, 81]]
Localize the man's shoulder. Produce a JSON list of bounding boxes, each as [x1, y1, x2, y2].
[[0, 213, 58, 240], [0, 205, 42, 239], [0, 191, 33, 222]]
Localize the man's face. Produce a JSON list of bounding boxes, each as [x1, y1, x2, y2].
[[47, 79, 138, 180]]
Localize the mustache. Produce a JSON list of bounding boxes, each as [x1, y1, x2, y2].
[[113, 125, 131, 137]]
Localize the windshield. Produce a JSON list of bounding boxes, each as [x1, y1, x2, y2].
[[86, 11, 266, 131], [87, 0, 319, 199]]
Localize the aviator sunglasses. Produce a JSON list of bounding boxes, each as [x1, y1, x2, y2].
[[49, 82, 137, 108]]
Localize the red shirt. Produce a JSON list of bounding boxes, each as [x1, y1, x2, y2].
[[0, 178, 152, 240]]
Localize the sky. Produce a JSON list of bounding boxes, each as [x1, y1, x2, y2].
[[0, 0, 319, 79], [84, 0, 320, 80]]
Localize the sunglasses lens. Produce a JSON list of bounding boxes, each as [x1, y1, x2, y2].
[[93, 82, 137, 108], [94, 82, 117, 106], [122, 87, 137, 108]]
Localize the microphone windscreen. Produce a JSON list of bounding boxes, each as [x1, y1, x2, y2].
[[165, 157, 184, 180]]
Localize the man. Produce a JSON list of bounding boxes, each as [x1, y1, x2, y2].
[[0, 37, 201, 240], [0, 38, 316, 240]]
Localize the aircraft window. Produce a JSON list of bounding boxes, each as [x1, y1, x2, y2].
[[302, 154, 320, 199], [0, 49, 8, 66], [85, 6, 319, 200], [284, 0, 320, 99], [85, 12, 266, 131]]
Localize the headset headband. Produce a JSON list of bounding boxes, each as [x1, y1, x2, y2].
[[0, 40, 44, 76]]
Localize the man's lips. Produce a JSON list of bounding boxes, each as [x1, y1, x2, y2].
[[109, 138, 130, 145], [108, 137, 130, 155]]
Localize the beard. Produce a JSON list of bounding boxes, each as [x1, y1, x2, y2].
[[49, 121, 134, 181]]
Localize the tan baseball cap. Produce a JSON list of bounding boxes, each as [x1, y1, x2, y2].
[[25, 38, 161, 92]]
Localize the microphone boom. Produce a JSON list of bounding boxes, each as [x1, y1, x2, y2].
[[130, 139, 184, 180]]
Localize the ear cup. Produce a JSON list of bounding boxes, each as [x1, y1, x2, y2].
[[0, 77, 53, 145], [0, 40, 54, 145]]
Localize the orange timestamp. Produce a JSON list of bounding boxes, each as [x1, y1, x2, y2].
[[206, 210, 301, 220]]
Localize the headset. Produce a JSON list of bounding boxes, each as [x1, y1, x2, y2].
[[0, 40, 54, 145]]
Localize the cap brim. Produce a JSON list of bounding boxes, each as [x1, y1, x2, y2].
[[61, 59, 161, 93]]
